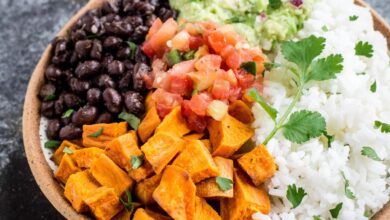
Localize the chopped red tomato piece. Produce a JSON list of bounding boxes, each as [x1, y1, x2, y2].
[[172, 31, 191, 51], [211, 79, 230, 101], [147, 18, 178, 54], [188, 93, 211, 116], [195, 54, 222, 72], [181, 100, 208, 133], [170, 60, 195, 75], [189, 36, 204, 50], [153, 89, 183, 118], [168, 74, 193, 97], [146, 18, 163, 41]]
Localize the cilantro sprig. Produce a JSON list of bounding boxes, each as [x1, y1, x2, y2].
[[329, 202, 343, 218], [342, 172, 355, 199], [216, 176, 233, 192], [250, 35, 344, 145], [120, 190, 134, 212], [361, 146, 382, 161], [131, 155, 144, 169], [286, 184, 307, 208], [355, 41, 373, 58]]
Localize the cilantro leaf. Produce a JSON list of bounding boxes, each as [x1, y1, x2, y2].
[[361, 146, 382, 161], [349, 15, 359, 21], [63, 146, 73, 155], [370, 81, 377, 93], [374, 120, 390, 133], [247, 88, 278, 121], [281, 35, 326, 73], [323, 131, 335, 148], [127, 41, 137, 60], [283, 110, 326, 144], [88, 127, 104, 138], [329, 202, 343, 218], [322, 26, 329, 32], [240, 61, 257, 76], [286, 184, 307, 208], [44, 94, 56, 101], [264, 62, 283, 71], [313, 216, 321, 220], [131, 155, 144, 169], [119, 112, 140, 130], [216, 177, 233, 192], [44, 140, 61, 149], [355, 41, 373, 58], [120, 190, 134, 212], [308, 54, 344, 82], [62, 109, 74, 118], [269, 0, 282, 10], [342, 172, 356, 199]]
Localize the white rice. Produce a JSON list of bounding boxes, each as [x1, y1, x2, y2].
[[252, 0, 390, 219]]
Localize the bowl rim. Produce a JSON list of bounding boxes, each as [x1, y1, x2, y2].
[[22, 0, 390, 219]]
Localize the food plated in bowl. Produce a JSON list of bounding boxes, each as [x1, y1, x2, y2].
[[23, 0, 390, 219]]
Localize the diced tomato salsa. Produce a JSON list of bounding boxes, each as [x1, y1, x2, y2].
[[143, 18, 265, 131]]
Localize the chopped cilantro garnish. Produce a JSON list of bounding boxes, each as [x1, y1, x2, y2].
[[131, 155, 144, 169], [44, 140, 61, 149], [88, 127, 104, 138], [355, 41, 374, 58], [361, 146, 382, 161], [216, 177, 233, 192], [370, 81, 377, 93], [44, 94, 56, 101], [349, 15, 359, 21], [119, 112, 140, 130], [286, 184, 307, 208], [329, 203, 343, 218], [62, 109, 74, 118], [374, 120, 390, 133], [63, 146, 73, 155], [240, 61, 257, 76]]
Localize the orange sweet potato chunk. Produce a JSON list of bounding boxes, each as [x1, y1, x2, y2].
[[153, 166, 196, 220], [90, 154, 134, 196], [133, 208, 156, 220], [128, 160, 155, 182], [52, 140, 80, 165], [196, 157, 233, 199], [82, 122, 127, 148], [105, 131, 140, 170], [220, 170, 270, 219], [71, 147, 105, 169], [182, 133, 205, 141], [54, 154, 80, 184], [64, 170, 100, 213], [228, 100, 255, 124], [84, 187, 123, 220], [145, 91, 156, 112], [237, 144, 277, 186], [135, 173, 162, 205], [207, 114, 254, 157], [155, 106, 191, 137], [138, 105, 162, 143], [141, 132, 184, 174], [195, 197, 221, 220], [200, 139, 212, 152], [173, 140, 219, 183], [144, 209, 172, 220]]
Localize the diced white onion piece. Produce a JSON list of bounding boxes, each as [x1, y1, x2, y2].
[[207, 100, 228, 121]]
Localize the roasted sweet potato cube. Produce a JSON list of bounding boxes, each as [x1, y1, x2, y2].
[[155, 106, 190, 137], [183, 133, 205, 141], [228, 100, 255, 124], [153, 166, 196, 220], [54, 154, 80, 184], [112, 209, 131, 220], [200, 139, 212, 152], [145, 209, 172, 220], [220, 170, 270, 219], [128, 160, 154, 182], [133, 208, 156, 220], [82, 122, 127, 148], [145, 91, 155, 112], [195, 197, 221, 220], [105, 131, 140, 170], [84, 187, 123, 220], [90, 154, 134, 196], [207, 114, 254, 157], [64, 170, 100, 212], [141, 132, 184, 174], [71, 147, 105, 169], [135, 173, 162, 205], [173, 140, 219, 183], [138, 106, 161, 143], [52, 140, 80, 165], [237, 145, 276, 186], [196, 157, 233, 198]]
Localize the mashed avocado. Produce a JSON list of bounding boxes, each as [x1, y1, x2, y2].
[[169, 0, 314, 50]]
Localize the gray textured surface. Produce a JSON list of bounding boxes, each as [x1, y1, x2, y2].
[[0, 0, 388, 219]]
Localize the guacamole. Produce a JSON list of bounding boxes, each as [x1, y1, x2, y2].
[[169, 0, 314, 50]]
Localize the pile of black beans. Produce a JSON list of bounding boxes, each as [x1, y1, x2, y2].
[[39, 0, 176, 140]]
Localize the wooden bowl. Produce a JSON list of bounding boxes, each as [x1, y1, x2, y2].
[[22, 0, 390, 219]]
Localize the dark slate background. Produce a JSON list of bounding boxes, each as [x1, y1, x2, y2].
[[0, 0, 388, 219]]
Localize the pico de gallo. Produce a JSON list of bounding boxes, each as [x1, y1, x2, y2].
[[142, 18, 266, 132]]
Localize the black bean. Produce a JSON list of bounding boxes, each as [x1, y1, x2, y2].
[[87, 88, 102, 104], [52, 39, 71, 65], [41, 101, 55, 118], [72, 105, 98, 126], [144, 14, 157, 27], [47, 119, 61, 139], [124, 16, 143, 28], [132, 26, 149, 43], [102, 55, 114, 70], [133, 62, 150, 92], [63, 93, 82, 109], [69, 77, 91, 94], [95, 74, 116, 88], [62, 69, 73, 82], [103, 21, 132, 36], [71, 29, 87, 42], [103, 88, 123, 113], [135, 46, 148, 63], [123, 60, 134, 70], [133, 1, 155, 15], [75, 40, 93, 59], [59, 124, 82, 140], [107, 60, 125, 76], [77, 14, 101, 34], [45, 65, 63, 82], [70, 51, 79, 65], [96, 112, 113, 124], [116, 47, 131, 60], [102, 0, 121, 14], [158, 7, 176, 21], [118, 71, 133, 91], [75, 60, 101, 78], [61, 117, 71, 126], [100, 13, 121, 23], [54, 98, 65, 116], [90, 40, 103, 60], [103, 36, 123, 50], [39, 83, 56, 100], [124, 91, 145, 115]]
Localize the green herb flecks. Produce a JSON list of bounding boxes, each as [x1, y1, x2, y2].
[[253, 36, 343, 145], [127, 41, 137, 60], [240, 61, 257, 76], [370, 81, 377, 93], [313, 216, 322, 220], [120, 190, 134, 212], [355, 41, 374, 58], [44, 140, 61, 149], [349, 15, 359, 21], [63, 146, 74, 155], [329, 202, 343, 218], [322, 26, 329, 32], [131, 155, 144, 169], [62, 109, 74, 118], [167, 49, 182, 66], [341, 172, 356, 199], [247, 88, 278, 122], [323, 131, 335, 148], [119, 112, 140, 130], [374, 120, 390, 133], [44, 94, 56, 101], [88, 127, 104, 138], [216, 177, 233, 192], [361, 146, 382, 161], [286, 184, 307, 208]]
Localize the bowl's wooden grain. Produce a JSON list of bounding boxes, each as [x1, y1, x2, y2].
[[22, 0, 390, 219]]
